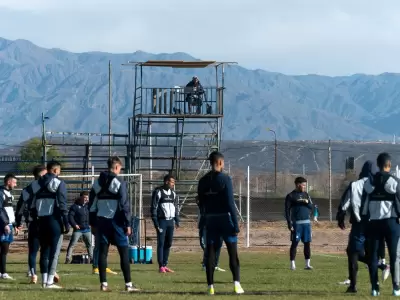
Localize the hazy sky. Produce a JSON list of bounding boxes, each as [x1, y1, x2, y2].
[[0, 0, 399, 76]]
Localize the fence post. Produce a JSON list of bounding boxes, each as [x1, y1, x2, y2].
[[139, 174, 143, 246], [239, 181, 242, 215], [328, 140, 332, 222], [90, 165, 95, 249], [91, 165, 95, 185], [246, 166, 250, 248]]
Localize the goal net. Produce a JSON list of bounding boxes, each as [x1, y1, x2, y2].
[[5, 173, 144, 245]]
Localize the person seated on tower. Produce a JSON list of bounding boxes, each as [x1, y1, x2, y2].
[[185, 76, 204, 114]]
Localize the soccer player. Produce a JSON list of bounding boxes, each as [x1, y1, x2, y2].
[[15, 165, 47, 284], [351, 153, 400, 296], [284, 177, 313, 271], [196, 197, 225, 272], [0, 173, 20, 280], [92, 235, 118, 275], [337, 160, 390, 293], [197, 151, 244, 295], [88, 156, 138, 292], [151, 174, 180, 273], [30, 161, 69, 288]]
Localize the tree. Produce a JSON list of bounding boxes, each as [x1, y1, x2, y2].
[[17, 138, 64, 174]]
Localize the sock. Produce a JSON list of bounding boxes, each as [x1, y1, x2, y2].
[[101, 282, 108, 287], [208, 284, 214, 289], [234, 281, 241, 287], [306, 259, 311, 267], [125, 282, 132, 287], [47, 274, 54, 285], [291, 260, 296, 268], [30, 268, 36, 276], [42, 273, 48, 285]]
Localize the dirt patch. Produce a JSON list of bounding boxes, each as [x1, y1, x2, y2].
[[10, 221, 348, 255]]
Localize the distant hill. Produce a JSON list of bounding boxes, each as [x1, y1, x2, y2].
[[0, 37, 399, 142]]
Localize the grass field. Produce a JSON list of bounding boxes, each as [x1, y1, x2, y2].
[[0, 251, 387, 299]]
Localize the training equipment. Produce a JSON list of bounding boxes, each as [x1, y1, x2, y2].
[[71, 254, 90, 264], [130, 217, 152, 264], [129, 244, 153, 264], [129, 246, 138, 263]]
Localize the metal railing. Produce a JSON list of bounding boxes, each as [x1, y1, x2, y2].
[[135, 87, 223, 116]]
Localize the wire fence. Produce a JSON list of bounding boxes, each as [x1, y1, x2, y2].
[[3, 140, 400, 251], [224, 141, 400, 250]]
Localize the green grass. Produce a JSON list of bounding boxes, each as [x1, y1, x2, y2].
[[0, 251, 387, 299]]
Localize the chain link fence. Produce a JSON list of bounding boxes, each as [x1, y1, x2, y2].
[[223, 141, 400, 251], [3, 139, 400, 252]]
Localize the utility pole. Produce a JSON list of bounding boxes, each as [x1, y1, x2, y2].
[[41, 113, 49, 164], [328, 139, 332, 222], [149, 121, 153, 192], [267, 128, 277, 194], [274, 135, 277, 194], [108, 60, 112, 156]]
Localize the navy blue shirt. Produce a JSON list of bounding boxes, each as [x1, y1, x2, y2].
[[15, 185, 32, 227], [88, 171, 130, 228], [68, 200, 90, 231], [284, 190, 313, 228], [197, 171, 239, 233], [36, 173, 68, 217]]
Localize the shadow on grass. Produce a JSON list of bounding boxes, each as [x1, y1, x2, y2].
[[0, 286, 90, 292], [128, 290, 346, 296], [173, 280, 230, 284], [0, 285, 349, 296]]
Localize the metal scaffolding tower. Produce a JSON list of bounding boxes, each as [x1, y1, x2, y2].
[[123, 60, 236, 217]]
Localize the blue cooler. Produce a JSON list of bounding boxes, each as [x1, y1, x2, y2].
[[129, 246, 138, 264], [145, 246, 153, 264], [139, 247, 145, 263]]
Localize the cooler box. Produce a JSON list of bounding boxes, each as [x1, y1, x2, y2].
[[135, 246, 153, 264], [129, 246, 138, 264], [139, 247, 145, 262], [145, 246, 153, 264]]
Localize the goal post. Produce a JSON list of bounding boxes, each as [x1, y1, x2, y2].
[[2, 173, 143, 223], [4, 172, 144, 247]]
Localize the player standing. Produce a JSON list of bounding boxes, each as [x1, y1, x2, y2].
[[284, 177, 313, 271], [197, 151, 244, 295], [196, 197, 225, 272], [88, 156, 138, 292], [337, 160, 390, 293], [351, 153, 400, 296], [15, 165, 47, 284], [151, 174, 180, 273], [30, 161, 69, 288], [0, 173, 20, 280]]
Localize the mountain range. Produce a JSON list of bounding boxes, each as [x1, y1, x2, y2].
[[0, 37, 399, 143]]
